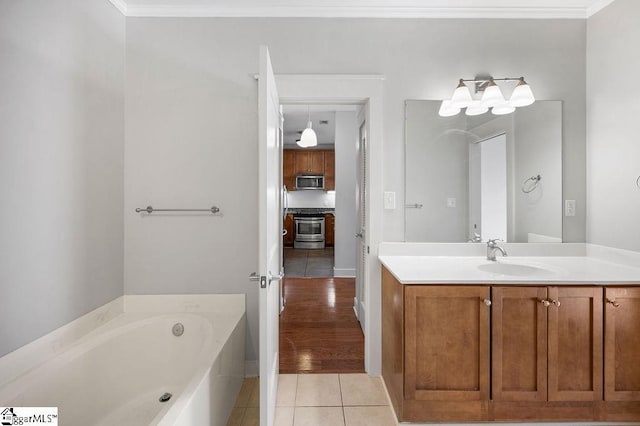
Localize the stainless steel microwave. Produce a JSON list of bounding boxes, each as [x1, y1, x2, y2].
[[296, 175, 324, 190]]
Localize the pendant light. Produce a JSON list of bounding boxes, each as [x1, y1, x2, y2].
[[298, 106, 317, 148], [509, 77, 535, 107], [480, 78, 505, 108], [450, 79, 473, 108]]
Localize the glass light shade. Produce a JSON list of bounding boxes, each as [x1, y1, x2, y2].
[[480, 80, 505, 108], [299, 121, 317, 147], [491, 102, 516, 116], [451, 80, 473, 108], [465, 101, 489, 116], [510, 78, 535, 107], [438, 100, 461, 117]]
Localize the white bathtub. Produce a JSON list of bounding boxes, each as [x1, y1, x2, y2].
[[0, 295, 245, 426]]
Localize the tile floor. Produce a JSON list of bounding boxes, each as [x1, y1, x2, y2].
[[284, 248, 334, 277], [227, 374, 397, 426]]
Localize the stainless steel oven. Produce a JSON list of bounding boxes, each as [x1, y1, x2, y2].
[[294, 216, 325, 249]]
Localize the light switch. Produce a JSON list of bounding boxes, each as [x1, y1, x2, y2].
[[447, 197, 457, 208], [565, 200, 576, 217], [384, 192, 396, 210]]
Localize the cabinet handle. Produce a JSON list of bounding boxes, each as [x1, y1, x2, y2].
[[551, 299, 561, 308], [483, 299, 492, 307], [540, 299, 551, 307], [607, 299, 621, 308]]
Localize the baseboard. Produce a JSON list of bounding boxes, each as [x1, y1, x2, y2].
[[245, 360, 259, 377], [333, 267, 356, 278], [353, 297, 359, 319]]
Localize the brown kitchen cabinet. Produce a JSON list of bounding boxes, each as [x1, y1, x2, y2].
[[294, 150, 324, 175], [283, 213, 294, 247], [283, 150, 296, 190], [324, 213, 334, 246], [284, 149, 335, 191], [324, 151, 335, 190], [382, 267, 640, 423]]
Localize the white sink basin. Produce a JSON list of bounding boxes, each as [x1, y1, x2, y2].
[[477, 260, 559, 278]]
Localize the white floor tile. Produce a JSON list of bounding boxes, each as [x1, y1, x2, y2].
[[295, 374, 342, 406], [277, 374, 298, 407], [274, 407, 295, 426], [294, 407, 345, 426], [339, 374, 389, 406], [343, 406, 396, 426]]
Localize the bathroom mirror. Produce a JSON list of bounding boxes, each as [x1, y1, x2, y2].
[[405, 100, 562, 243]]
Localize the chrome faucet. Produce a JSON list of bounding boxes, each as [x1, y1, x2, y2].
[[487, 239, 508, 261]]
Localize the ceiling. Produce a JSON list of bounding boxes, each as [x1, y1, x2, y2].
[[282, 105, 359, 147], [109, 0, 615, 18]]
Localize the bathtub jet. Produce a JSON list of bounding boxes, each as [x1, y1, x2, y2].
[[172, 323, 184, 337]]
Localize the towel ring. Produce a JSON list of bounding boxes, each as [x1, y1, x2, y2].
[[522, 174, 542, 194]]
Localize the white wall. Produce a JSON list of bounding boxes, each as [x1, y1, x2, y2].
[[334, 111, 358, 277], [587, 0, 640, 252], [0, 0, 125, 356], [124, 17, 587, 364]]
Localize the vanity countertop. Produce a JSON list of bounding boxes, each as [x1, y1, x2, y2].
[[379, 254, 640, 285]]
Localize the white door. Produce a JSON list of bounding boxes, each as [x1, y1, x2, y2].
[[355, 121, 367, 330], [258, 45, 283, 426]]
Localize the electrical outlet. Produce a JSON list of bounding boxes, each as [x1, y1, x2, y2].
[[384, 192, 396, 210], [565, 200, 576, 217], [447, 197, 457, 208]]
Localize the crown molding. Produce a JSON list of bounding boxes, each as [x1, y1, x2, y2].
[[111, 3, 593, 19], [586, 0, 616, 17]]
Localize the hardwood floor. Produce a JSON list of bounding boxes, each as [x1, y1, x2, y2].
[[279, 277, 365, 374]]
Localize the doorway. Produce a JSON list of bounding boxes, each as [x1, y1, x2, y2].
[[279, 104, 364, 373]]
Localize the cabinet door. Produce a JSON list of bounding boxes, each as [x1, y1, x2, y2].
[[324, 151, 335, 190], [294, 151, 309, 175], [283, 214, 294, 246], [548, 287, 603, 401], [605, 287, 640, 401], [309, 151, 324, 174], [492, 287, 548, 401], [283, 150, 296, 190], [324, 213, 334, 246], [405, 286, 490, 401]]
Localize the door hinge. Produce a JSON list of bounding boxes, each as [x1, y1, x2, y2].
[[260, 276, 267, 289], [367, 246, 370, 254]]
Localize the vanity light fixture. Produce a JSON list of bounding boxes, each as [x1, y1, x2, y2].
[[298, 106, 318, 148], [439, 76, 535, 117]]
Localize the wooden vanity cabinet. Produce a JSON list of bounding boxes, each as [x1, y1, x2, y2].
[[604, 287, 640, 402], [382, 268, 490, 422], [382, 267, 640, 423], [491, 286, 603, 421]]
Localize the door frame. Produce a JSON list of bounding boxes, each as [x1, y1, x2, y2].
[[276, 74, 385, 375]]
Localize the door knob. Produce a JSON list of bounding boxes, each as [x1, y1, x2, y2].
[[355, 232, 363, 239], [540, 299, 551, 307], [249, 272, 259, 282], [483, 299, 492, 307], [551, 299, 561, 307]]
